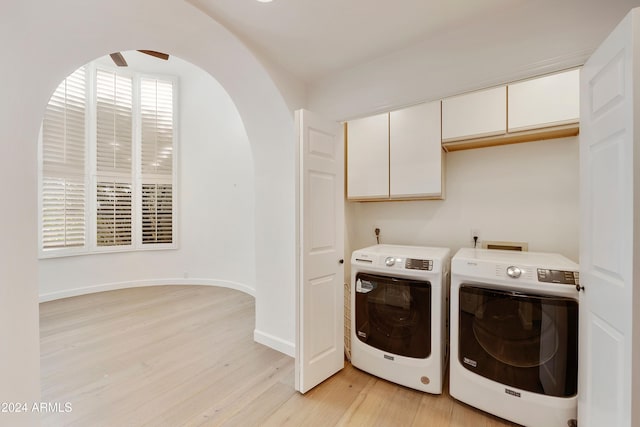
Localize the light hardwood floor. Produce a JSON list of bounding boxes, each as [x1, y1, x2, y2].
[[40, 285, 518, 426]]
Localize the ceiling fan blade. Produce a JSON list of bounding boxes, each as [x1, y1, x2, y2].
[[138, 50, 169, 61], [110, 52, 128, 67]]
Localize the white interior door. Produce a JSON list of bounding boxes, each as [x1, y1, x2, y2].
[[579, 8, 639, 427], [295, 109, 344, 393]]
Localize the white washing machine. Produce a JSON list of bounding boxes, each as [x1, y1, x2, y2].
[[450, 248, 579, 427], [351, 244, 450, 394]]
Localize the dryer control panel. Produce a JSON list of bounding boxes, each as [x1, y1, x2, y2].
[[537, 269, 579, 285], [405, 258, 433, 271]]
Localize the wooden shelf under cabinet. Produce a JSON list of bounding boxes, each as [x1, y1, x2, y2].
[[442, 122, 579, 152]]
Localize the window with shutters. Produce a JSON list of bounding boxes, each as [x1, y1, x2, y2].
[[39, 60, 177, 257], [140, 78, 173, 245], [96, 69, 133, 247], [40, 67, 87, 250]]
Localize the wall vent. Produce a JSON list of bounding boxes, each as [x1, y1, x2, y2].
[[482, 241, 528, 251]]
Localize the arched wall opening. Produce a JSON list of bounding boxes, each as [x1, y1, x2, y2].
[[38, 52, 258, 302], [0, 0, 297, 420]]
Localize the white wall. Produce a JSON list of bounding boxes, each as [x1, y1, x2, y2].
[[0, 6, 40, 425], [38, 55, 256, 300], [308, 0, 639, 121], [347, 138, 580, 268], [1, 2, 299, 422]]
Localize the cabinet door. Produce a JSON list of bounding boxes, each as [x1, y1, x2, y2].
[[347, 113, 389, 199], [442, 86, 506, 141], [508, 69, 580, 132], [390, 101, 442, 199]]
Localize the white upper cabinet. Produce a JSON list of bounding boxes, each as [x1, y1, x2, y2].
[[347, 103, 443, 201], [508, 69, 580, 132], [441, 70, 580, 151], [442, 86, 507, 142], [346, 113, 389, 200], [390, 101, 442, 199]]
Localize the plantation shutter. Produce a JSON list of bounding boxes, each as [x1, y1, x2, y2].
[[95, 69, 133, 246], [140, 77, 174, 244], [41, 67, 87, 249], [96, 181, 132, 246]]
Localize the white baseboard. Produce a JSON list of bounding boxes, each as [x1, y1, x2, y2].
[[39, 278, 255, 303], [254, 329, 295, 357]]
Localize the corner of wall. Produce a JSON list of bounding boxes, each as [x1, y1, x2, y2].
[[253, 329, 295, 357]]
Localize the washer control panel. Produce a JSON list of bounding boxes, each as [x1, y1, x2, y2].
[[537, 269, 579, 285]]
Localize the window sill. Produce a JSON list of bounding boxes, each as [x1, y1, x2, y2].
[[38, 243, 178, 260]]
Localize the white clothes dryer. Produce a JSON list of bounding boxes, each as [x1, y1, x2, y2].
[[351, 244, 450, 394], [450, 248, 579, 427]]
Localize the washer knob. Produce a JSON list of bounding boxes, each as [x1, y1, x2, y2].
[[385, 256, 395, 267], [506, 266, 522, 278]]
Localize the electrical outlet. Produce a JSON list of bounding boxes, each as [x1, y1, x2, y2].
[[470, 229, 481, 247]]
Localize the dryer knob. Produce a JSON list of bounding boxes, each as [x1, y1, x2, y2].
[[385, 256, 395, 267], [506, 266, 522, 278]]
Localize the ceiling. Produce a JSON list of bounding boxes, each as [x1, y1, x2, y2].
[[187, 0, 520, 82], [187, 0, 640, 85]]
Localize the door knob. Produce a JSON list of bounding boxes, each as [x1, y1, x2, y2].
[[339, 259, 344, 264]]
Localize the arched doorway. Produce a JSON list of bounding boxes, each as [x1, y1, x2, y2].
[[0, 1, 296, 420]]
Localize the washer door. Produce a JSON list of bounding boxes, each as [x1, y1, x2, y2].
[[354, 273, 431, 359], [458, 285, 578, 397]]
